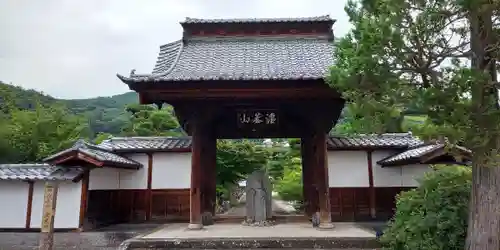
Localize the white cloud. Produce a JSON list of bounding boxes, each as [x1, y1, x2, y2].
[[0, 0, 350, 99]]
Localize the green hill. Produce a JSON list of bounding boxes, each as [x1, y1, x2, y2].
[[0, 81, 138, 136]]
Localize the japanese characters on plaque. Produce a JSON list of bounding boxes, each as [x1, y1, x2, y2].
[[238, 110, 278, 126]]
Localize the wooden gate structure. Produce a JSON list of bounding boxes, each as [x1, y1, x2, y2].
[[117, 15, 345, 229]]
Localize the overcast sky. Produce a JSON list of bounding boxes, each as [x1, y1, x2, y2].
[[0, 0, 351, 99]]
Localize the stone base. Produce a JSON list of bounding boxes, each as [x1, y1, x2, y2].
[[121, 237, 380, 249], [201, 212, 214, 226], [317, 222, 335, 230], [186, 223, 203, 230], [241, 218, 276, 227]]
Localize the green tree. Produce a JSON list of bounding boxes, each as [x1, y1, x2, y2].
[[2, 103, 89, 162], [329, 0, 499, 248], [121, 104, 182, 136], [216, 140, 269, 187]]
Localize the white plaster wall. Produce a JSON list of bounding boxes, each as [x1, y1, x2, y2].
[[327, 151, 370, 187], [372, 150, 403, 187], [0, 181, 29, 228], [402, 164, 432, 186], [31, 181, 82, 229], [152, 152, 191, 189], [89, 167, 119, 190], [371, 150, 432, 187], [117, 153, 148, 189]]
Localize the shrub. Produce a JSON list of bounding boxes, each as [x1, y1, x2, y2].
[[380, 165, 471, 250]]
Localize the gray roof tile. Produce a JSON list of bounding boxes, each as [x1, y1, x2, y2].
[[377, 142, 472, 166], [44, 140, 142, 168], [377, 144, 442, 166], [97, 133, 421, 152], [180, 15, 334, 24], [0, 163, 84, 182], [98, 137, 192, 152], [327, 133, 423, 150], [119, 37, 334, 82]]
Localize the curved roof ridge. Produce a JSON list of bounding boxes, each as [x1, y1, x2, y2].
[[117, 40, 184, 80], [152, 40, 184, 75], [331, 132, 414, 138], [181, 15, 334, 24]]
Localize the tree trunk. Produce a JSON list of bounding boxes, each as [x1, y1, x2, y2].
[[465, 3, 500, 249], [465, 152, 500, 250]]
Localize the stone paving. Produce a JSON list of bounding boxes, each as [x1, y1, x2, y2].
[[120, 223, 380, 249], [143, 223, 376, 239], [0, 223, 159, 250]]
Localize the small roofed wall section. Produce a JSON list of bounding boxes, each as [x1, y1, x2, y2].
[[86, 152, 191, 225], [326, 150, 432, 221]]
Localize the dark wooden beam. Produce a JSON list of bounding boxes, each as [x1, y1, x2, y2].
[[25, 181, 34, 229], [140, 87, 340, 101], [366, 151, 376, 219], [146, 153, 153, 221], [313, 132, 333, 229]]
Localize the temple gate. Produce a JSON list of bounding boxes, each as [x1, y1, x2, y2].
[[117, 15, 345, 229]]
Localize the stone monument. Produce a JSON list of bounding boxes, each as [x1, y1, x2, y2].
[[243, 170, 274, 226]]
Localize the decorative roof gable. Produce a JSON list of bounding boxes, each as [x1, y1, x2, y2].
[[43, 140, 142, 169], [377, 143, 472, 167]]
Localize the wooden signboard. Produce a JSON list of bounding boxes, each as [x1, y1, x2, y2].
[[237, 110, 279, 129], [39, 182, 59, 250]]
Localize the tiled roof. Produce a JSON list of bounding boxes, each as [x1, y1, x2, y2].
[[327, 133, 423, 150], [117, 15, 337, 83], [0, 163, 84, 182], [377, 143, 472, 166], [44, 140, 142, 169], [118, 37, 334, 82], [98, 137, 192, 152], [96, 133, 421, 153], [180, 15, 334, 24], [377, 144, 442, 166]]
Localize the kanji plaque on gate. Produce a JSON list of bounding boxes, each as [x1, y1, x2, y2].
[[237, 110, 278, 128]]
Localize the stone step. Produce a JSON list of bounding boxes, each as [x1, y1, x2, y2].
[[119, 237, 381, 249]]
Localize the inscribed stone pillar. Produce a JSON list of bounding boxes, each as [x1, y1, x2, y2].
[[313, 132, 333, 229], [245, 170, 272, 223]]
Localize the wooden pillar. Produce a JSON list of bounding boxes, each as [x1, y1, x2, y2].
[[25, 181, 34, 229], [313, 132, 333, 229], [78, 170, 90, 230], [367, 151, 376, 219], [188, 119, 204, 230], [38, 181, 59, 250], [145, 153, 153, 221], [201, 130, 217, 224], [301, 137, 317, 217]]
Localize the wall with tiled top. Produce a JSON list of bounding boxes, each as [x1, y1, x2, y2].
[[327, 150, 432, 188], [371, 150, 431, 187]]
